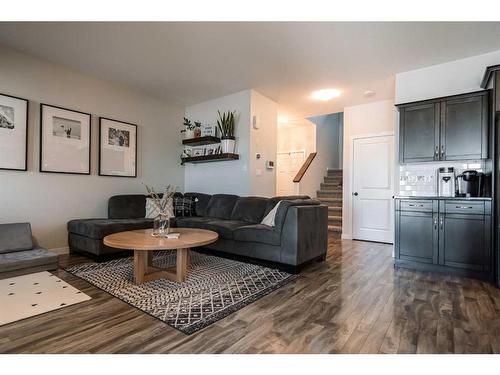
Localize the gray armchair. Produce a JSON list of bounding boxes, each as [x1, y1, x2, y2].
[[0, 223, 58, 279]]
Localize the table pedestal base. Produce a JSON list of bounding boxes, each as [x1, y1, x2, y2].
[[133, 248, 189, 284]]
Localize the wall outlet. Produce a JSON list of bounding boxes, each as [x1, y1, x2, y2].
[[256, 169, 262, 176]]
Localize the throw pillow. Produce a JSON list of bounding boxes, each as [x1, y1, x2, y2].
[[145, 197, 174, 218], [145, 198, 160, 219], [173, 193, 185, 217], [261, 201, 282, 227]]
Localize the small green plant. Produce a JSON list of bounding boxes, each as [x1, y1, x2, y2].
[[181, 117, 201, 133], [217, 110, 236, 139]]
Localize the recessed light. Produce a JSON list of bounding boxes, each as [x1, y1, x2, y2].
[[363, 90, 376, 97], [311, 89, 342, 101]]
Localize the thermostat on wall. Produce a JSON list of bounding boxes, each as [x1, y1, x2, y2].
[[266, 160, 275, 169]]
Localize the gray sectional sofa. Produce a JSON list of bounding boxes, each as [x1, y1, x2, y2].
[[0, 223, 58, 279], [67, 193, 328, 272]]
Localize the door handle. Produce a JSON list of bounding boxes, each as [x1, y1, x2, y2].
[[456, 206, 473, 209], [353, 192, 358, 196], [434, 146, 439, 159], [433, 217, 438, 230], [441, 145, 445, 159], [439, 217, 444, 230]]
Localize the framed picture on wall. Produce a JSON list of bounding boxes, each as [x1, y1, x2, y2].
[[99, 117, 137, 177], [0, 93, 29, 171], [39, 104, 91, 174]]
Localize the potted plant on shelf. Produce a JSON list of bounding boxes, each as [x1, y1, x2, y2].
[[217, 110, 236, 154], [181, 117, 201, 139]]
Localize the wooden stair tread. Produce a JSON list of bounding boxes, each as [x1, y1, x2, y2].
[[328, 225, 342, 232]]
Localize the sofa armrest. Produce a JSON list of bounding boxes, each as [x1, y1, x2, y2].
[[280, 204, 328, 266]]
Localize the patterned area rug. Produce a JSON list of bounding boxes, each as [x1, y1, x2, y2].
[[65, 251, 296, 334]]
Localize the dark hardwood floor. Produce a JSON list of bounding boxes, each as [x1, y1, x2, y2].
[[2, 236, 500, 354]]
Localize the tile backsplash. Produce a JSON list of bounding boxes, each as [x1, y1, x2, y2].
[[399, 161, 486, 196]]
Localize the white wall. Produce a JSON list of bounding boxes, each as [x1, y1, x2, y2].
[[342, 100, 396, 239], [395, 49, 500, 104], [0, 45, 184, 251], [184, 89, 278, 197], [277, 121, 316, 156], [249, 91, 278, 197], [184, 90, 252, 195]]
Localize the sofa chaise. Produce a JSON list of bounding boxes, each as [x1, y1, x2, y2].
[[67, 193, 328, 272], [0, 223, 58, 279]]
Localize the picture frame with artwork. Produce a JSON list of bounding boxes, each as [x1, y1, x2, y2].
[[0, 93, 29, 171], [39, 104, 91, 175], [192, 147, 204, 157], [99, 117, 137, 178]]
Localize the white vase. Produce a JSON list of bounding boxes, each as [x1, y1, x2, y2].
[[184, 129, 194, 139], [221, 137, 235, 154]]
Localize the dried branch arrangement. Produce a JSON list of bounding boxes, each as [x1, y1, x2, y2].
[[144, 184, 177, 213]]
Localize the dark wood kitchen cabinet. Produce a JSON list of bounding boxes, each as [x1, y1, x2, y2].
[[397, 91, 489, 163], [395, 198, 492, 279]]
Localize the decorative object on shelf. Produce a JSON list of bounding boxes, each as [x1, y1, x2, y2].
[[192, 147, 204, 157], [0, 93, 28, 171], [181, 117, 201, 139], [194, 121, 202, 138], [144, 184, 176, 237], [201, 124, 218, 137], [217, 110, 236, 154], [40, 104, 91, 174], [181, 148, 192, 160], [205, 147, 215, 156], [99, 117, 137, 178]]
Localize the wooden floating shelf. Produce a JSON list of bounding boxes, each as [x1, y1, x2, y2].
[[181, 153, 239, 165], [182, 136, 220, 146]]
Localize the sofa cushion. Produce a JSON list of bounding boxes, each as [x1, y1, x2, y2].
[[184, 192, 212, 216], [230, 197, 269, 223], [206, 194, 239, 219], [175, 216, 214, 228], [67, 218, 153, 239], [108, 195, 147, 219], [233, 224, 281, 246], [0, 223, 34, 254], [0, 247, 58, 273], [264, 195, 310, 216], [204, 220, 248, 240]]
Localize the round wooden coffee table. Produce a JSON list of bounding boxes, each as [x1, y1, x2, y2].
[[103, 228, 218, 284]]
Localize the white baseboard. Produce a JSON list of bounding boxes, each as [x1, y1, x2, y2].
[[50, 246, 69, 255], [341, 234, 353, 240]]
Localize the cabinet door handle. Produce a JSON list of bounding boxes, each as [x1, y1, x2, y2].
[[433, 217, 438, 230], [441, 145, 445, 159], [408, 204, 424, 207], [439, 217, 444, 230], [434, 146, 439, 159], [456, 206, 473, 209]]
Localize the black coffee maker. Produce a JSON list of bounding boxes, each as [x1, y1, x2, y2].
[[456, 170, 486, 197]]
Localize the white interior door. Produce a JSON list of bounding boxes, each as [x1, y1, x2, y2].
[[352, 135, 394, 243], [277, 151, 305, 196]]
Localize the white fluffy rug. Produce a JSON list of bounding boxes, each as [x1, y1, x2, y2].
[[0, 271, 91, 326]]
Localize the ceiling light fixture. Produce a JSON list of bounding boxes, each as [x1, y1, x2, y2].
[[311, 88, 342, 101], [363, 90, 376, 97]]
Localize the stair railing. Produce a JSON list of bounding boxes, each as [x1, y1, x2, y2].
[[293, 152, 317, 183]]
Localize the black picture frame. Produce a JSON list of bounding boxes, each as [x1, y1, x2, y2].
[[39, 103, 92, 175], [0, 92, 29, 172], [98, 117, 138, 178]]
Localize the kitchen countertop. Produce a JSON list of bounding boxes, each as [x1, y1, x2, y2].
[[394, 196, 492, 201]]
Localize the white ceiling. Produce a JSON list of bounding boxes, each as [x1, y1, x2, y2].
[[1, 22, 500, 119]]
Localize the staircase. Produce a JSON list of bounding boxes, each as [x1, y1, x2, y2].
[[317, 169, 343, 239]]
